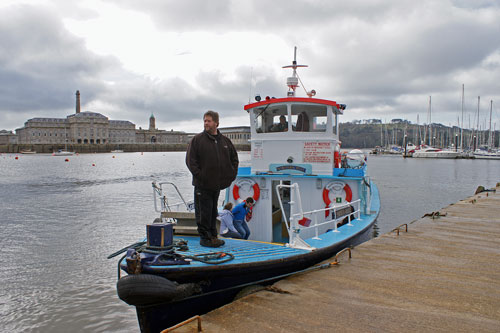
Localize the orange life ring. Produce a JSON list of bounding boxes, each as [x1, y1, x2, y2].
[[322, 182, 352, 217], [233, 179, 260, 202]]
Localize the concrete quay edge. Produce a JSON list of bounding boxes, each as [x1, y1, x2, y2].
[[172, 185, 500, 333]]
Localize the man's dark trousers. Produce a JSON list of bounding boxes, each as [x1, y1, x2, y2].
[[194, 187, 220, 241]]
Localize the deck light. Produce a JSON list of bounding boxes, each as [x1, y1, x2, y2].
[[307, 89, 316, 97], [255, 94, 261, 102]]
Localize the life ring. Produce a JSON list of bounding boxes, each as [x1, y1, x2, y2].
[[232, 178, 260, 203], [322, 181, 352, 217]]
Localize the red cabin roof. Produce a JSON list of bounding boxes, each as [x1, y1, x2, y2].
[[244, 97, 340, 111]]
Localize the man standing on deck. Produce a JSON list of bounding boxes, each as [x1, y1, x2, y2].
[[186, 110, 239, 248]]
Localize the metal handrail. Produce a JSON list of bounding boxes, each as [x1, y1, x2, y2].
[[392, 223, 408, 236], [275, 182, 361, 250], [161, 315, 202, 332], [290, 199, 361, 232], [152, 181, 193, 214], [332, 247, 352, 265]]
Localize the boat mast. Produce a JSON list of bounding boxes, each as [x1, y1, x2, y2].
[[488, 100, 493, 150], [417, 114, 422, 145], [415, 114, 419, 145], [282, 46, 307, 97], [476, 96, 480, 150], [380, 121, 383, 147], [428, 96, 432, 146], [460, 84, 464, 151]]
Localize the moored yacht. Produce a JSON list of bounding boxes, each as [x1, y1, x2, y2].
[[473, 148, 500, 160], [412, 146, 459, 159]]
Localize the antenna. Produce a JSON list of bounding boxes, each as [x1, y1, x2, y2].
[[248, 67, 253, 104], [282, 46, 308, 97]]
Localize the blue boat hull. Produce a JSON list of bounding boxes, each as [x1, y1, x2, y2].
[[130, 220, 377, 333]]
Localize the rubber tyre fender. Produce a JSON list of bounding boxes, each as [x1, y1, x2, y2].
[[117, 274, 197, 306]]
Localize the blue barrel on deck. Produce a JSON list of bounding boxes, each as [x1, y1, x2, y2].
[[147, 223, 173, 248]]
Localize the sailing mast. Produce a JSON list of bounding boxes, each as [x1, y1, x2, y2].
[[488, 100, 493, 150], [428, 96, 432, 146], [460, 84, 464, 151], [473, 96, 480, 151]]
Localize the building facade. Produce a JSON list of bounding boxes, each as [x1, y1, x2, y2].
[[15, 112, 136, 144], [14, 91, 189, 145], [135, 113, 189, 144], [0, 130, 17, 144], [219, 126, 251, 145]]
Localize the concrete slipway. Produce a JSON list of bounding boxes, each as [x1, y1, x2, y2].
[[169, 186, 500, 333]]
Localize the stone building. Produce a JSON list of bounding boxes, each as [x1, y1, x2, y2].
[[219, 126, 251, 145], [14, 90, 189, 145], [135, 113, 189, 144], [0, 130, 17, 144]]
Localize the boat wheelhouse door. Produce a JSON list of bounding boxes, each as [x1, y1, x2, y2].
[[271, 180, 290, 243]]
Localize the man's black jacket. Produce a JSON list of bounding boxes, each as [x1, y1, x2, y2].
[[186, 130, 239, 191]]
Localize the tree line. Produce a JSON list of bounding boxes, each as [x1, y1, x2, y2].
[[339, 122, 499, 149]]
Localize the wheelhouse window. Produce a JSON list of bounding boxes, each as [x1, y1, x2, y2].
[[253, 104, 288, 133], [291, 104, 327, 132]]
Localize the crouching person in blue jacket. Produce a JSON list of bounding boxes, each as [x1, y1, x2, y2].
[[232, 197, 254, 240]]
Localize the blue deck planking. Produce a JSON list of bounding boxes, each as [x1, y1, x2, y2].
[[178, 237, 309, 266]]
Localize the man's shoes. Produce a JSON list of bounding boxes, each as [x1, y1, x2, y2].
[[200, 238, 225, 248]]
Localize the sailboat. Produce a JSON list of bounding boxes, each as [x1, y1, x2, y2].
[[474, 100, 500, 159], [53, 126, 74, 156], [413, 96, 459, 159]]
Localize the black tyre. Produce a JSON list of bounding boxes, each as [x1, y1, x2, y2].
[[117, 274, 180, 306]]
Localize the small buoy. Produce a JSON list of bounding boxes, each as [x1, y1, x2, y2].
[[112, 155, 115, 158], [65, 158, 69, 162], [92, 163, 96, 167], [15, 156, 19, 160]]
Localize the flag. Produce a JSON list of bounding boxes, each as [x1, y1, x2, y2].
[[298, 217, 311, 227]]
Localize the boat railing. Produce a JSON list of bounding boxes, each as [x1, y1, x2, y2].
[[152, 181, 194, 215], [276, 182, 361, 250]]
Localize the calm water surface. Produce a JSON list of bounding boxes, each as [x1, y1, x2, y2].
[[1, 152, 499, 332]]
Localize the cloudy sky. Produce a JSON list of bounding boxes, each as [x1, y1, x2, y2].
[[1, 0, 500, 133]]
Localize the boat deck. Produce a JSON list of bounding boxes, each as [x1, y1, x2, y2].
[[173, 236, 309, 266], [121, 184, 380, 270]]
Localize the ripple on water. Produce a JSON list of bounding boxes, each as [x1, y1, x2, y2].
[[1, 152, 500, 332]]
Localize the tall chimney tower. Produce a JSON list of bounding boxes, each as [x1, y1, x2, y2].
[[149, 113, 156, 130], [76, 90, 81, 114]]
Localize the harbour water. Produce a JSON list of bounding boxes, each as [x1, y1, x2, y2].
[[1, 152, 500, 332]]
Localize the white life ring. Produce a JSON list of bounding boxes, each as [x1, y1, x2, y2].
[[322, 181, 352, 217], [232, 178, 260, 203]]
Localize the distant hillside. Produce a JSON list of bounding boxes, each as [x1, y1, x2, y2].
[[339, 122, 499, 149]]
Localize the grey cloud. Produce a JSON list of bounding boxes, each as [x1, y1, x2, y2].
[[0, 5, 109, 123], [0, 4, 242, 130], [108, 0, 402, 32], [2, 1, 500, 131]]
